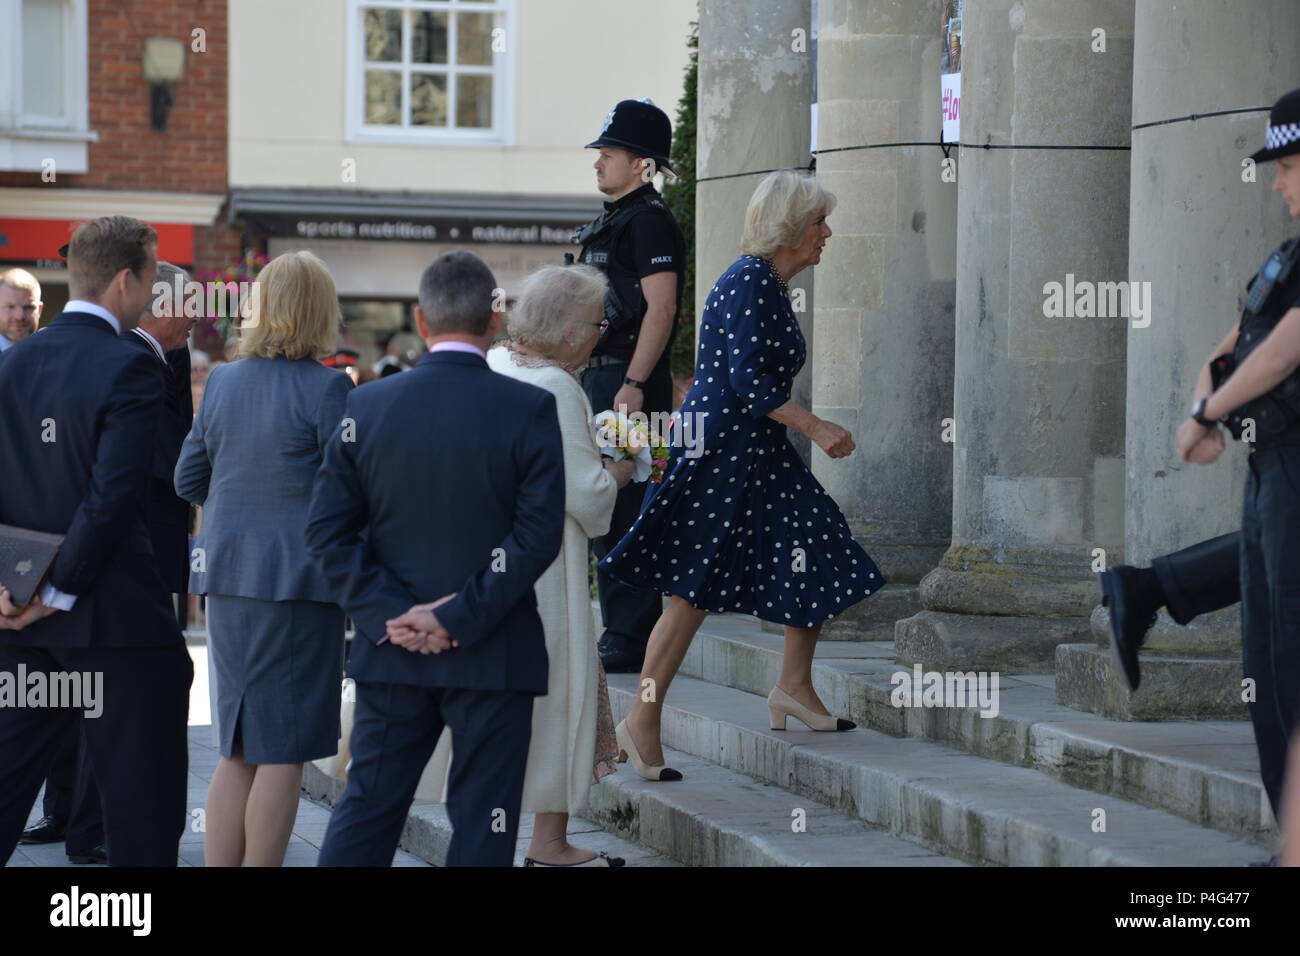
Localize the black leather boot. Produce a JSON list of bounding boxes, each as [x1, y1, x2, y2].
[[1098, 565, 1165, 692]]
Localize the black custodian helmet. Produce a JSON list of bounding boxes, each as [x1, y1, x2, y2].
[[586, 98, 675, 175]]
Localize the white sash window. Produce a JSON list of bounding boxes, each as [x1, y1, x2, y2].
[[347, 0, 515, 145]]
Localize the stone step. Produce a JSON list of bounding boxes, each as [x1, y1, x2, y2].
[[301, 761, 678, 867], [664, 613, 1274, 845], [583, 743, 967, 866], [606, 673, 1267, 866]]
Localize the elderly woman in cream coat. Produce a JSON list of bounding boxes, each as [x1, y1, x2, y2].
[[416, 264, 635, 866]]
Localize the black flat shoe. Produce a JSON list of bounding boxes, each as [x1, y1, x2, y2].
[[1244, 854, 1278, 867], [19, 816, 67, 845], [524, 851, 626, 867], [1098, 566, 1161, 693], [67, 844, 107, 865]]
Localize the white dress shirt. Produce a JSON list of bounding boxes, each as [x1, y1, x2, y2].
[[131, 326, 167, 363], [64, 299, 122, 334], [38, 300, 126, 612]]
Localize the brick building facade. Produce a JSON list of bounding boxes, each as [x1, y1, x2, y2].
[[0, 0, 240, 318]]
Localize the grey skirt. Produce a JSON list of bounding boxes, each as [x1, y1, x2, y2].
[[206, 594, 346, 764]]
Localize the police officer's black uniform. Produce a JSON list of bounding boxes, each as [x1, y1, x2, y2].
[[1211, 88, 1300, 826], [575, 99, 686, 672], [1100, 91, 1300, 849]]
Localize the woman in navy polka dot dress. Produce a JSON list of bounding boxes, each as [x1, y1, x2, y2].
[[601, 170, 885, 781]]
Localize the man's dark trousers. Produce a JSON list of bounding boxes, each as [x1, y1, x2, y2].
[[1151, 532, 1241, 625], [581, 358, 673, 659], [1239, 448, 1300, 819], [316, 682, 532, 867], [39, 717, 104, 854], [0, 643, 192, 866]]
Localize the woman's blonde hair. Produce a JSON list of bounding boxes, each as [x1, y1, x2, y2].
[[739, 170, 837, 259], [507, 264, 609, 353], [238, 250, 340, 361]]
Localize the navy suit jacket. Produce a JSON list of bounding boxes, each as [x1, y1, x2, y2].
[[120, 331, 192, 594], [0, 312, 182, 648], [305, 350, 565, 694]]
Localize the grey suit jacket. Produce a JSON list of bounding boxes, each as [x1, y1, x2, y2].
[[175, 355, 352, 602]]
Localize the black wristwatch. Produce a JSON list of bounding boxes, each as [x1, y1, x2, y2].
[[623, 375, 645, 389], [1189, 397, 1216, 427]]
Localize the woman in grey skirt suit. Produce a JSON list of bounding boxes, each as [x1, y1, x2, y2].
[[175, 250, 351, 866]]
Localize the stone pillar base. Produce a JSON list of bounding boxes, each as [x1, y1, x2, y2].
[[920, 543, 1097, 617], [1055, 644, 1247, 721], [1088, 604, 1241, 658], [894, 609, 1090, 673]]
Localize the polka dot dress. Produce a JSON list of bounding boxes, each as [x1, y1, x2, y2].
[[600, 255, 885, 627]]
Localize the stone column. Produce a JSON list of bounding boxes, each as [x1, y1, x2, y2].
[[811, 0, 957, 639], [895, 0, 1133, 672], [697, 0, 814, 462], [1057, 0, 1300, 718]]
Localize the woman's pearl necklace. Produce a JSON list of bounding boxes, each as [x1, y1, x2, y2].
[[755, 256, 791, 298]]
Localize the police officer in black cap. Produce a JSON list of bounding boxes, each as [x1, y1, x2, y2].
[[574, 98, 686, 673], [1150, 87, 1300, 860]]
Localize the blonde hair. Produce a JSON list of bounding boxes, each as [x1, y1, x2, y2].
[[739, 170, 837, 259], [0, 268, 41, 302], [507, 265, 609, 353], [238, 250, 340, 361]]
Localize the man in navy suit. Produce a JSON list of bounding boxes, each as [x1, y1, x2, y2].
[[19, 260, 201, 864], [123, 260, 197, 600], [0, 216, 193, 867], [307, 250, 565, 867]]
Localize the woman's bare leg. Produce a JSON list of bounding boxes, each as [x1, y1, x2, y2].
[[624, 596, 709, 766], [242, 763, 303, 867], [779, 621, 830, 715], [204, 751, 255, 866]]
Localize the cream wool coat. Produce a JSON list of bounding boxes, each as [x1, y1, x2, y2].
[[414, 346, 619, 813]]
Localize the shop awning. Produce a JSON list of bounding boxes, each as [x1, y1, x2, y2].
[[226, 187, 602, 246]]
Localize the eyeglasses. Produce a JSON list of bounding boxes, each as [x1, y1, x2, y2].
[[588, 318, 611, 334]]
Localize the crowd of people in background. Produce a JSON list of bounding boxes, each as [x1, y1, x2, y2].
[[3, 90, 1300, 870]]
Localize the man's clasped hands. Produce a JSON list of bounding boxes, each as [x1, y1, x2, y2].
[[385, 593, 460, 654]]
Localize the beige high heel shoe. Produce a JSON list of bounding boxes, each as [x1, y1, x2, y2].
[[615, 718, 683, 781], [767, 685, 856, 731]]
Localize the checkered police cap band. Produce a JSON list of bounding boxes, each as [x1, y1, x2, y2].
[[1266, 123, 1300, 151]]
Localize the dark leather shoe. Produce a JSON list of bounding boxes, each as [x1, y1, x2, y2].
[[67, 844, 107, 865], [1098, 565, 1161, 693], [19, 816, 67, 845], [598, 634, 645, 674]]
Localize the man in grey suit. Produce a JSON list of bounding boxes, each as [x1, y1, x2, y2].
[[307, 250, 565, 867]]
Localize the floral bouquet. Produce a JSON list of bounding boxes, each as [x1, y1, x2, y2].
[[593, 410, 672, 483], [196, 251, 269, 342]]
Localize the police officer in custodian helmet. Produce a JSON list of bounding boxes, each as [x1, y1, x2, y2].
[[1171, 88, 1300, 854], [574, 98, 686, 673]]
